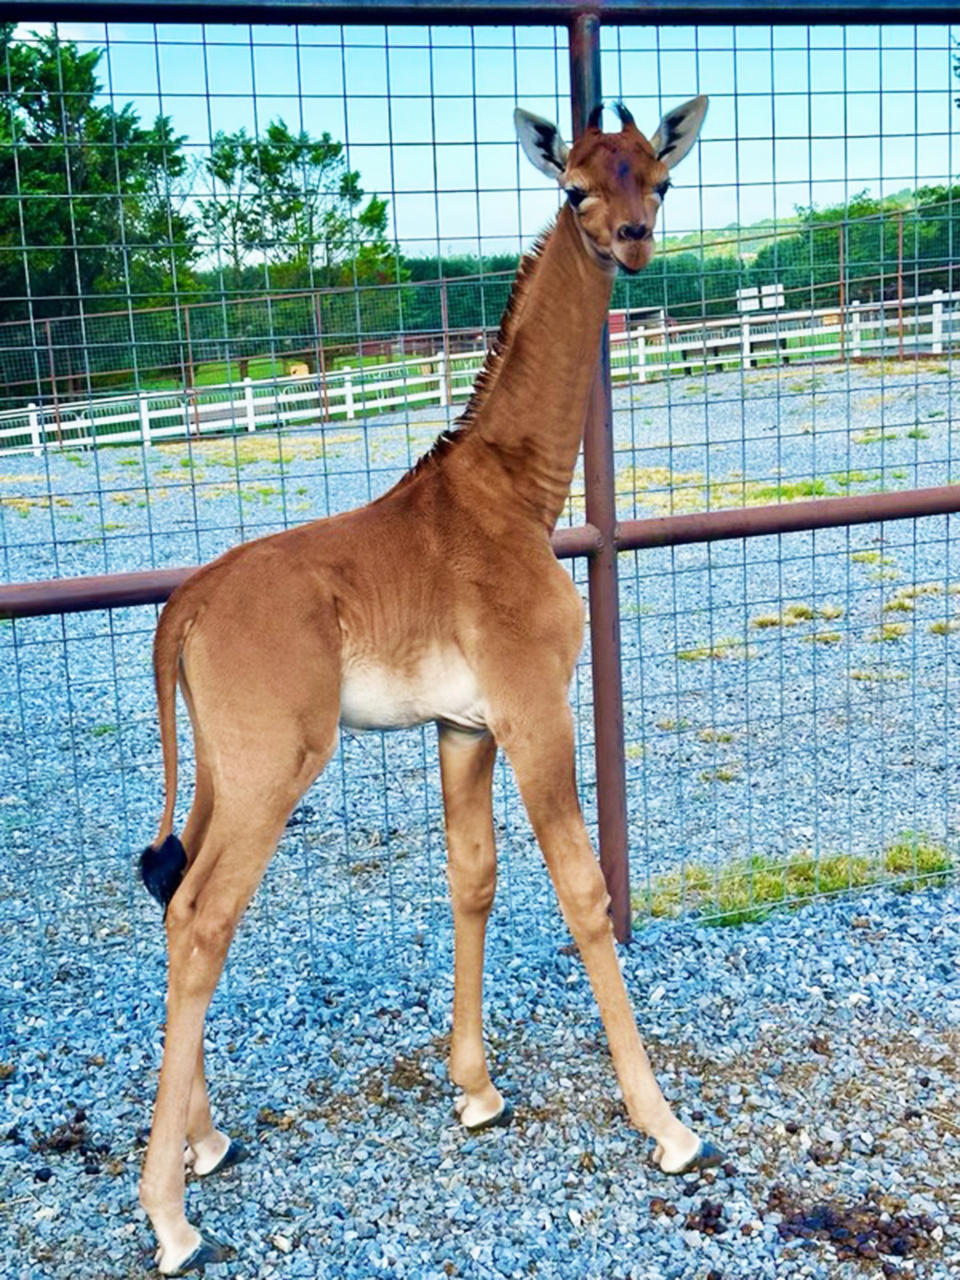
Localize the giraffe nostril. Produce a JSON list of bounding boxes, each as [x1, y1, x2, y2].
[[616, 223, 648, 242]]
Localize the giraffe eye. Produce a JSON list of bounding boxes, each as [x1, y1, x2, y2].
[[655, 180, 671, 200], [564, 186, 587, 208]]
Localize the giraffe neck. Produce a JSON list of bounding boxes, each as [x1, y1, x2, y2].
[[465, 203, 616, 533]]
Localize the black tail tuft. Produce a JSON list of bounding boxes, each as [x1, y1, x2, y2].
[[139, 834, 187, 912]]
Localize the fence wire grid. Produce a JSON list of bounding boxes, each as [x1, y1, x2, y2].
[[1, 14, 959, 1021]]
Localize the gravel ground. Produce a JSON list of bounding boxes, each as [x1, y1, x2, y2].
[[1, 359, 959, 1277]]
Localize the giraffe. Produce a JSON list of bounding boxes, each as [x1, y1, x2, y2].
[[137, 96, 715, 1276]]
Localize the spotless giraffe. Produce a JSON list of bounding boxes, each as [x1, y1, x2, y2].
[[138, 96, 714, 1276]]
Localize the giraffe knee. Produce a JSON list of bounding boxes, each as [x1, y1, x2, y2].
[[191, 903, 238, 959], [559, 860, 612, 946], [448, 856, 496, 916]]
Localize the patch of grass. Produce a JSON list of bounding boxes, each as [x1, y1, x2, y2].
[[834, 470, 881, 488], [850, 666, 908, 683], [0, 495, 73, 515], [853, 429, 898, 445], [929, 619, 960, 636], [748, 479, 829, 503], [850, 550, 882, 564], [883, 597, 914, 613], [612, 467, 838, 519], [806, 631, 842, 645], [784, 602, 815, 622], [869, 622, 910, 643], [697, 728, 735, 744], [863, 358, 949, 378], [89, 723, 117, 738], [818, 603, 844, 620], [906, 428, 930, 440], [867, 568, 901, 583], [700, 766, 741, 783], [158, 431, 360, 469], [750, 602, 817, 629], [637, 836, 952, 925], [897, 582, 943, 600], [677, 638, 756, 662], [625, 743, 646, 760]]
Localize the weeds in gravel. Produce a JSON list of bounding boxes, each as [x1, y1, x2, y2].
[[850, 666, 908, 683], [700, 766, 741, 783], [897, 582, 943, 600], [750, 601, 827, 629], [853, 429, 898, 445], [869, 622, 910, 643], [698, 728, 735, 743], [158, 432, 360, 469], [677, 638, 756, 661], [929, 619, 960, 636], [636, 835, 953, 925], [610, 468, 837, 518]]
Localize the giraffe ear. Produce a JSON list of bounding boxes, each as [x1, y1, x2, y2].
[[649, 95, 708, 170], [514, 108, 569, 181]]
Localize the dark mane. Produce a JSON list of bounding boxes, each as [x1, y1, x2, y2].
[[390, 224, 555, 487]]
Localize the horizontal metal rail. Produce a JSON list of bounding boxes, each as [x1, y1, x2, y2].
[[3, 0, 953, 24], [4, 488, 959, 621]]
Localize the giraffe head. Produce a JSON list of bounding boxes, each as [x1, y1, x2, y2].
[[515, 97, 707, 275]]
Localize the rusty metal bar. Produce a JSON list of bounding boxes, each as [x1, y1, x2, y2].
[[0, 566, 196, 620], [6, 484, 960, 622], [3, 0, 951, 23], [570, 13, 632, 944], [0, 531, 605, 620]]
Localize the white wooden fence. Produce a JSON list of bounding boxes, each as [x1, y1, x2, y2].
[[1, 289, 956, 457]]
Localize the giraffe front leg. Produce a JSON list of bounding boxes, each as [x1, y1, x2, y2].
[[502, 705, 722, 1175], [438, 726, 510, 1131]]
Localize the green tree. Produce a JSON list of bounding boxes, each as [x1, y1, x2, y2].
[[0, 25, 196, 323], [200, 119, 393, 289]]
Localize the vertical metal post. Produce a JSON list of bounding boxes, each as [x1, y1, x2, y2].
[[314, 292, 330, 423], [439, 278, 452, 405], [897, 210, 904, 359], [45, 318, 62, 446], [183, 303, 196, 389], [838, 222, 846, 361], [570, 13, 631, 943]]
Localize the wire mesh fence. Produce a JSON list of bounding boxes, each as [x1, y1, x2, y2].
[[1, 12, 958, 1006]]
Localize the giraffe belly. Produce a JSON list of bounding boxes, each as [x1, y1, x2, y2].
[[339, 650, 488, 733]]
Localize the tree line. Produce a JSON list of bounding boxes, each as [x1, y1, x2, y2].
[[0, 26, 394, 325], [1, 27, 959, 398]]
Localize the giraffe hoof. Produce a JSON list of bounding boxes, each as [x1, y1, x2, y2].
[[660, 1138, 724, 1176], [199, 1138, 248, 1178], [166, 1235, 233, 1275], [464, 1099, 514, 1133]]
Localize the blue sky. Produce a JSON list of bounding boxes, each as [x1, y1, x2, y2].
[[14, 21, 960, 260]]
